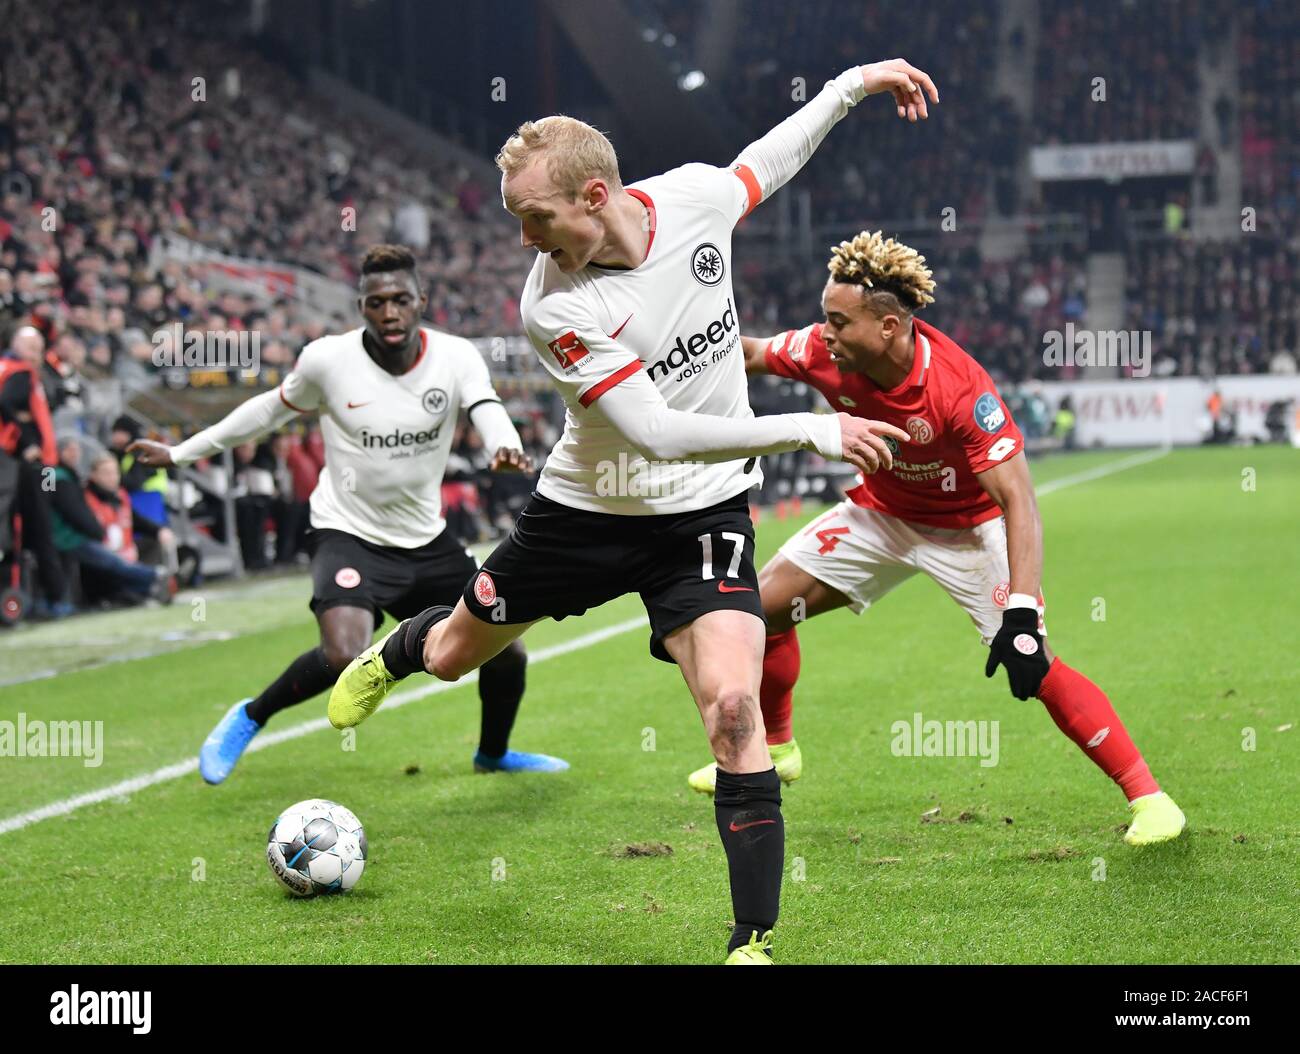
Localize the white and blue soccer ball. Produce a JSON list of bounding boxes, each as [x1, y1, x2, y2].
[[266, 798, 367, 896]]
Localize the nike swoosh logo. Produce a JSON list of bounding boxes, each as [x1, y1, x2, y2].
[[717, 582, 754, 593], [346, 401, 372, 409], [728, 819, 777, 832], [607, 313, 633, 340]]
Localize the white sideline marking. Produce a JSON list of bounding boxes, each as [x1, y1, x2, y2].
[[0, 615, 649, 837], [0, 445, 1172, 838], [1036, 446, 1170, 496]]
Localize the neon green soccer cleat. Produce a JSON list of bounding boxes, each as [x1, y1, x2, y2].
[[687, 739, 803, 795], [724, 930, 774, 965], [1123, 791, 1186, 846], [327, 627, 401, 730]]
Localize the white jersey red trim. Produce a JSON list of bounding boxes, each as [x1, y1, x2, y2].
[[520, 163, 761, 514]]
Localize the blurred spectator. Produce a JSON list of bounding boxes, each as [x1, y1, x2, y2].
[[52, 448, 173, 606], [269, 432, 312, 565], [232, 441, 277, 571], [0, 325, 68, 614]]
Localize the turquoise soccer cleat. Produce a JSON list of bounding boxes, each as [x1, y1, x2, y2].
[[199, 699, 261, 785], [473, 749, 570, 773]]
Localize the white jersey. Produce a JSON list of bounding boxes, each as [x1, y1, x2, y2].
[[278, 327, 500, 548], [521, 163, 763, 515]]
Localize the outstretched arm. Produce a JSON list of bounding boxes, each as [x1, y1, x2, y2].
[[732, 59, 938, 214], [592, 367, 907, 476], [128, 388, 301, 468]]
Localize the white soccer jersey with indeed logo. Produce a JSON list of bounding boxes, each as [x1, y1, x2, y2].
[[277, 327, 500, 548], [521, 163, 764, 514]]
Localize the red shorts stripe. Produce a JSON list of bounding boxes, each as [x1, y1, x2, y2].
[[578, 360, 642, 408]]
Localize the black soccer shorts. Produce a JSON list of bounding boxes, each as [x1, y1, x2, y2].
[[308, 527, 478, 624], [461, 490, 765, 662]]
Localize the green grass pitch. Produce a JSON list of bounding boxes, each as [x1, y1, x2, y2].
[[0, 445, 1296, 964]]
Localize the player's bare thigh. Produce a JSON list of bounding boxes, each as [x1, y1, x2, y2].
[[758, 553, 852, 633], [664, 608, 770, 773], [422, 599, 539, 681]]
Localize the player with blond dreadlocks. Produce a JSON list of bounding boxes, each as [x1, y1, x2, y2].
[[685, 231, 1186, 846]]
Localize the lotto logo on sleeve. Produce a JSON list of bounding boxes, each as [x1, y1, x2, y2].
[[473, 571, 497, 606], [547, 331, 591, 371], [974, 392, 1006, 433]]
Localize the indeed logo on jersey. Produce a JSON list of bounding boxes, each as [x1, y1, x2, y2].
[[359, 425, 441, 450], [974, 392, 1006, 433], [646, 298, 737, 382]]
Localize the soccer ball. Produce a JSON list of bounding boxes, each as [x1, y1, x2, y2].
[[266, 798, 367, 896]]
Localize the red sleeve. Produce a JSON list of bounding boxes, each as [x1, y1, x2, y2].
[[949, 373, 1025, 474], [762, 323, 827, 382]]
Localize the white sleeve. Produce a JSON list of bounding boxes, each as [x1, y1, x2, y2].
[[731, 68, 867, 208], [592, 367, 842, 463], [468, 400, 524, 454], [454, 336, 503, 410], [169, 388, 301, 466]]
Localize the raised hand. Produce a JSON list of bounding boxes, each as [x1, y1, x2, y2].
[[858, 58, 939, 122]]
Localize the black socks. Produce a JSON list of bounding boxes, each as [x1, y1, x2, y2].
[[246, 647, 338, 726], [714, 766, 784, 955], [380, 605, 454, 679], [476, 643, 527, 758]]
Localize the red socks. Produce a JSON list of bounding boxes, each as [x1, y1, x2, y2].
[[759, 628, 799, 746], [1036, 659, 1159, 801]]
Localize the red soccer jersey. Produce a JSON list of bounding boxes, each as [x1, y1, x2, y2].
[[763, 317, 1023, 528]]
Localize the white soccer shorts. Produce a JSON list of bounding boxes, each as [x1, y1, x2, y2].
[[778, 499, 1046, 645]]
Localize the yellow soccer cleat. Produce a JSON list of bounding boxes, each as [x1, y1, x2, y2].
[[327, 628, 401, 729], [1123, 791, 1186, 846], [687, 739, 803, 795], [724, 930, 774, 965]]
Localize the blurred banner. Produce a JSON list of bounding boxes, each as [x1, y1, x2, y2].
[[149, 233, 355, 322], [1030, 140, 1196, 181], [1039, 376, 1300, 446]]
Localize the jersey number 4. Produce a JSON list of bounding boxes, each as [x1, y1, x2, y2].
[[698, 532, 746, 579]]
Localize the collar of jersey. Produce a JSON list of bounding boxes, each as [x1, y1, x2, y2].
[[365, 328, 428, 377], [868, 325, 931, 396]]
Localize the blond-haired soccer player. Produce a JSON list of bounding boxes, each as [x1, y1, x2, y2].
[[684, 231, 1186, 848], [330, 60, 940, 963]]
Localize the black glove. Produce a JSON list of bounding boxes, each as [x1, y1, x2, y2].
[[985, 606, 1050, 700]]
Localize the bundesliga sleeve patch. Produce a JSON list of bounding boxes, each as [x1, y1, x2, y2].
[[547, 331, 592, 371], [973, 392, 1007, 433]]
